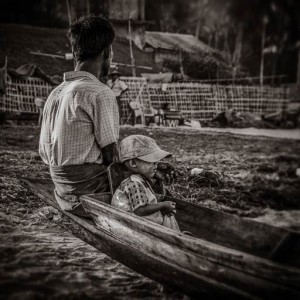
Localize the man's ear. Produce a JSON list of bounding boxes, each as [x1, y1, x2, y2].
[[103, 46, 113, 61], [103, 47, 110, 60], [100, 50, 111, 77]]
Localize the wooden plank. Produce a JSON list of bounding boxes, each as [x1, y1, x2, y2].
[[167, 195, 300, 262], [81, 195, 300, 291], [268, 232, 300, 265]]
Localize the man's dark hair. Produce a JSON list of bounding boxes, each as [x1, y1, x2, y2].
[[68, 15, 115, 62]]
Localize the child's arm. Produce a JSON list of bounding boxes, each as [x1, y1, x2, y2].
[[134, 201, 176, 217]]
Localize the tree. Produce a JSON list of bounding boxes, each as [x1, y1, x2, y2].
[[226, 0, 300, 82]]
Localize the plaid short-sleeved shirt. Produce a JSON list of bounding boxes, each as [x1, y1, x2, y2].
[[39, 71, 119, 166], [111, 174, 180, 230], [120, 178, 149, 211], [112, 174, 156, 212], [111, 174, 163, 223]]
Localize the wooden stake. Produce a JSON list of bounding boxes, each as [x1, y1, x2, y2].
[[128, 19, 136, 77]]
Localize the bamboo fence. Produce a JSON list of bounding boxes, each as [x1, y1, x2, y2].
[[0, 75, 53, 113], [0, 75, 289, 122], [145, 82, 288, 120]]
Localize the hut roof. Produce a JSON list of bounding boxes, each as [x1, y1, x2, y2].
[[145, 31, 215, 54], [0, 23, 164, 77]]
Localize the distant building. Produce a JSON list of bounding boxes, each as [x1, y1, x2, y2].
[[109, 0, 150, 49], [144, 31, 219, 68]]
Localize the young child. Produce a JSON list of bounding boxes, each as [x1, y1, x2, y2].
[[111, 135, 180, 232]]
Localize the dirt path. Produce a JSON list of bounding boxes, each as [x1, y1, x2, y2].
[[128, 125, 300, 140], [188, 127, 300, 140]]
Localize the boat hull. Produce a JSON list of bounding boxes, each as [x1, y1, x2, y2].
[[21, 178, 300, 299], [81, 194, 300, 299]]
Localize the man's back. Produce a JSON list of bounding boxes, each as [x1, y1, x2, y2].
[[39, 71, 119, 166]]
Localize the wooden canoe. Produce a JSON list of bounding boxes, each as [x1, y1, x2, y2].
[[21, 178, 300, 299]]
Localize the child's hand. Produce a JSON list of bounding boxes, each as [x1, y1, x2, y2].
[[155, 162, 182, 184], [161, 201, 176, 215]]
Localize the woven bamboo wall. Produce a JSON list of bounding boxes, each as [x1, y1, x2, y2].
[[0, 76, 54, 113], [119, 77, 151, 122], [0, 76, 289, 122], [214, 85, 288, 117], [145, 83, 289, 120], [148, 83, 217, 120]]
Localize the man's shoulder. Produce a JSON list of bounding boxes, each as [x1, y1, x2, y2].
[[73, 79, 110, 94], [47, 82, 67, 99], [67, 80, 116, 103]]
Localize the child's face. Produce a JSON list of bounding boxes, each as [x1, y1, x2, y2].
[[133, 159, 158, 178]]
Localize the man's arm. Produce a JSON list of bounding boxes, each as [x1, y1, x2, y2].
[[93, 89, 119, 162]]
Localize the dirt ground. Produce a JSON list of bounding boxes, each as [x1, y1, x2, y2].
[[1, 124, 300, 298], [1, 123, 300, 225]]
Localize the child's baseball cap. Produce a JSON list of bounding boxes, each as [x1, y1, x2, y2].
[[119, 135, 171, 163]]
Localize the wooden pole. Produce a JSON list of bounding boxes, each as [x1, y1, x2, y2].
[[260, 17, 267, 86], [297, 46, 300, 85], [195, 18, 200, 40], [128, 19, 136, 77], [86, 0, 90, 15], [112, 62, 152, 70], [30, 51, 65, 59], [29, 51, 152, 70], [65, 0, 75, 68], [66, 0, 72, 26], [195, 1, 202, 39], [179, 48, 184, 76]]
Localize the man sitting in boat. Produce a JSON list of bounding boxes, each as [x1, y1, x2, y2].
[[111, 135, 180, 231], [39, 16, 119, 217]]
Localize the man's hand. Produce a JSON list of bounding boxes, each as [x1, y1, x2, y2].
[[155, 162, 180, 184]]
